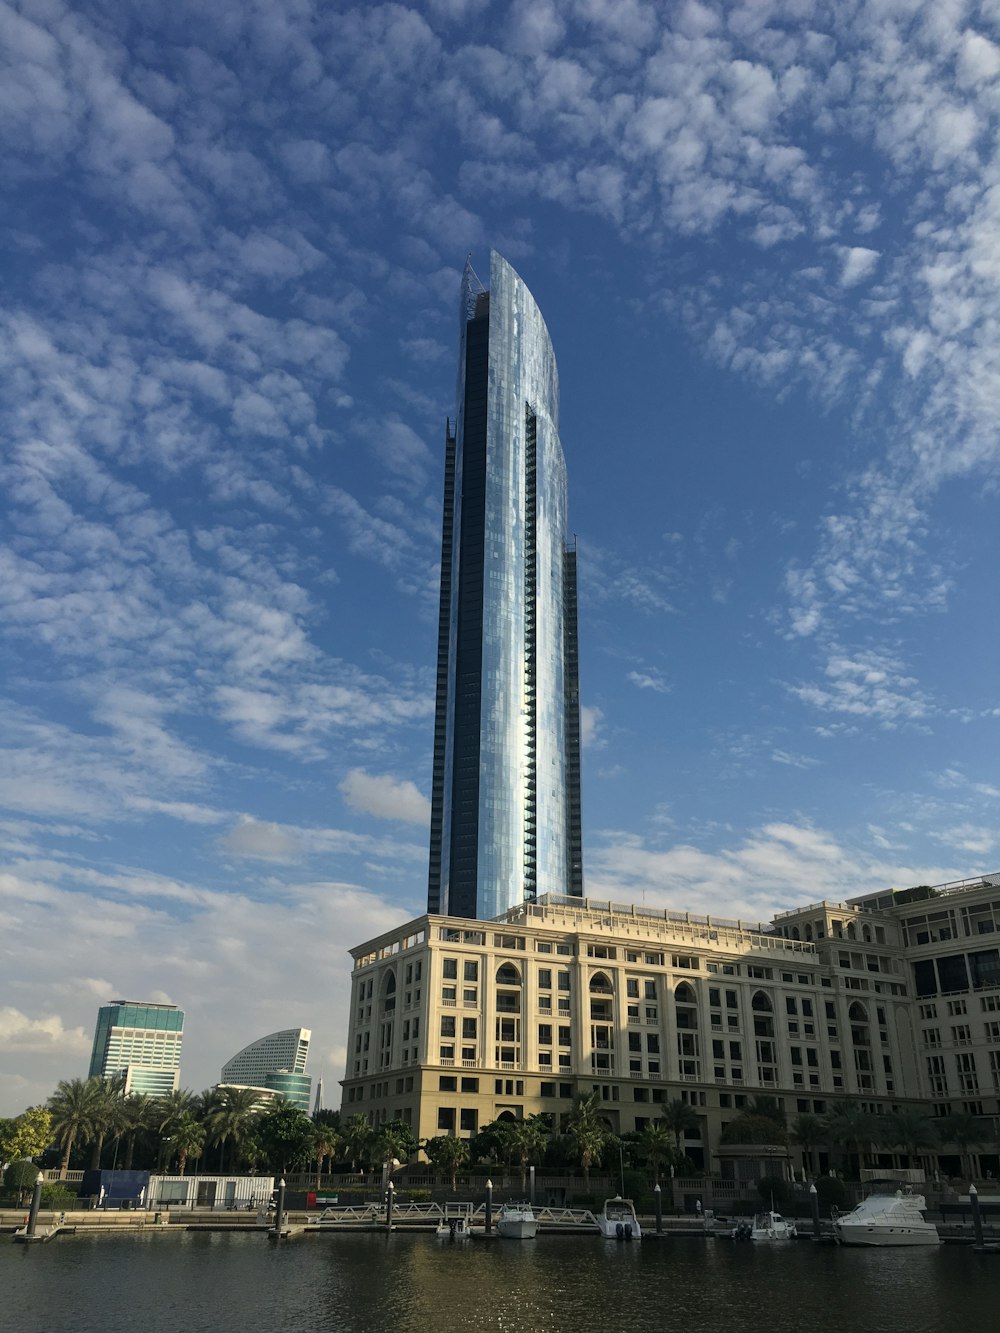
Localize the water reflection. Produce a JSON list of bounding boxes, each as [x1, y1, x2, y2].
[[4, 1231, 996, 1333]]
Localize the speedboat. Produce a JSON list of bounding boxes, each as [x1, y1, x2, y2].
[[436, 1202, 473, 1240], [833, 1190, 941, 1247], [596, 1196, 642, 1241], [496, 1201, 538, 1239], [750, 1210, 797, 1241]]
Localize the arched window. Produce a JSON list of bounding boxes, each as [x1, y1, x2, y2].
[[751, 991, 773, 1012], [790, 926, 800, 941], [804, 924, 813, 941], [847, 922, 857, 940], [848, 1001, 869, 1023], [380, 969, 396, 1013], [589, 972, 613, 993], [496, 963, 521, 986], [862, 925, 872, 942], [674, 982, 696, 1004]]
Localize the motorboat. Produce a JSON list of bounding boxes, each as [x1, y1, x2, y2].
[[496, 1201, 538, 1239], [596, 1196, 642, 1241], [833, 1189, 941, 1247], [436, 1202, 473, 1240], [749, 1210, 797, 1241]]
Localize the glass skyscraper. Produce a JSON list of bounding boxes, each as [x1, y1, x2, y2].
[[88, 1000, 184, 1098], [428, 251, 584, 920]]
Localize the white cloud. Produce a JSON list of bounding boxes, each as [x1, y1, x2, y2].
[[219, 819, 301, 862], [627, 668, 671, 693], [339, 769, 431, 825], [839, 245, 880, 288]]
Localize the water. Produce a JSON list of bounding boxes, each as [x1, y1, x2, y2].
[[3, 1232, 993, 1333]]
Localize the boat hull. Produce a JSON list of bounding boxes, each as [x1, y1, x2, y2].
[[836, 1225, 940, 1247], [497, 1219, 538, 1239]]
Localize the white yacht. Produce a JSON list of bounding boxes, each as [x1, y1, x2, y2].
[[749, 1210, 797, 1241], [596, 1196, 642, 1241], [834, 1190, 941, 1247], [496, 1201, 538, 1239]]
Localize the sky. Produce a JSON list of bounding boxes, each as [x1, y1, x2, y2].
[[2, 0, 1000, 1116]]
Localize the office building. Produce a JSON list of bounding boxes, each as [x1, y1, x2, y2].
[[341, 871, 1000, 1177], [220, 1028, 312, 1112], [428, 251, 583, 921], [88, 1000, 183, 1098]]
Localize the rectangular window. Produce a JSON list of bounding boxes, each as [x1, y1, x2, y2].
[[538, 969, 552, 989], [443, 959, 458, 979], [460, 1108, 477, 1133], [538, 1024, 552, 1045], [462, 1017, 477, 1040], [439, 1075, 457, 1091], [437, 1107, 455, 1131], [441, 1016, 455, 1037], [464, 960, 478, 981]]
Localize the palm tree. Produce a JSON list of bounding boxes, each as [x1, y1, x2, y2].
[[884, 1109, 938, 1174], [825, 1100, 877, 1179], [566, 1091, 607, 1190], [791, 1113, 827, 1177], [637, 1120, 674, 1184], [118, 1095, 155, 1171], [342, 1114, 373, 1171], [939, 1112, 986, 1182], [502, 1115, 550, 1191], [206, 1087, 261, 1172], [374, 1123, 413, 1178], [424, 1135, 470, 1191], [88, 1079, 125, 1170], [310, 1123, 341, 1188], [169, 1116, 206, 1176], [660, 1099, 701, 1155], [48, 1077, 102, 1178], [746, 1095, 786, 1126], [155, 1089, 200, 1166]]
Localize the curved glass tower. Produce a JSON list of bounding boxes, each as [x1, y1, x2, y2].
[[428, 251, 583, 920]]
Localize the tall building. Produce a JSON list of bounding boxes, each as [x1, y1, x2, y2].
[[88, 1000, 183, 1098], [428, 251, 584, 921], [342, 871, 1000, 1179], [221, 1027, 310, 1086]]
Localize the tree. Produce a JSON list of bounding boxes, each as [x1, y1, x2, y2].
[[424, 1135, 470, 1191], [205, 1087, 261, 1172], [48, 1077, 103, 1178], [1, 1107, 52, 1164], [4, 1159, 41, 1205], [310, 1122, 341, 1188], [747, 1095, 786, 1126], [155, 1089, 200, 1167], [884, 1109, 938, 1172], [342, 1114, 373, 1171], [939, 1112, 986, 1181], [756, 1174, 791, 1209], [660, 1099, 701, 1154], [87, 1079, 125, 1170], [168, 1116, 206, 1176], [119, 1095, 155, 1171], [256, 1105, 315, 1174], [499, 1115, 550, 1191], [824, 1101, 877, 1179], [373, 1120, 417, 1176], [719, 1115, 788, 1146], [565, 1091, 607, 1190], [792, 1113, 827, 1175], [814, 1174, 849, 1216], [636, 1121, 674, 1184]]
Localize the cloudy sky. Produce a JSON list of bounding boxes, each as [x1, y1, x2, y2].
[[3, 0, 1000, 1115]]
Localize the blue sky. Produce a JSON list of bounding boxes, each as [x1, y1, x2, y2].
[[2, 0, 999, 1113]]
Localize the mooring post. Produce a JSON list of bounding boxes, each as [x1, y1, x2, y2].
[[529, 1165, 535, 1206], [26, 1173, 43, 1237], [485, 1178, 493, 1234], [810, 1183, 821, 1241], [274, 1178, 286, 1238], [970, 1183, 984, 1248], [654, 1183, 663, 1235], [385, 1180, 394, 1232]]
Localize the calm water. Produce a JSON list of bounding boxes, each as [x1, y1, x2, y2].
[[3, 1231, 995, 1333]]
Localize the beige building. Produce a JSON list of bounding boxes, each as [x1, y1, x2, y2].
[[340, 875, 1000, 1168]]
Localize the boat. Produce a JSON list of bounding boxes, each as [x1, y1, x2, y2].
[[436, 1202, 473, 1240], [749, 1210, 797, 1241], [496, 1201, 538, 1239], [833, 1189, 941, 1247], [596, 1196, 642, 1241]]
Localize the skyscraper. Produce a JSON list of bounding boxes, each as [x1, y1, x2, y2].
[[428, 251, 583, 920], [88, 1000, 184, 1097]]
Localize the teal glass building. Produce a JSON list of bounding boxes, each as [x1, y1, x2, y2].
[[88, 1000, 184, 1097], [428, 252, 584, 920]]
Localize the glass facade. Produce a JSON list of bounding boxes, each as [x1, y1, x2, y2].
[[263, 1070, 312, 1112], [428, 252, 583, 920], [88, 1001, 184, 1094]]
